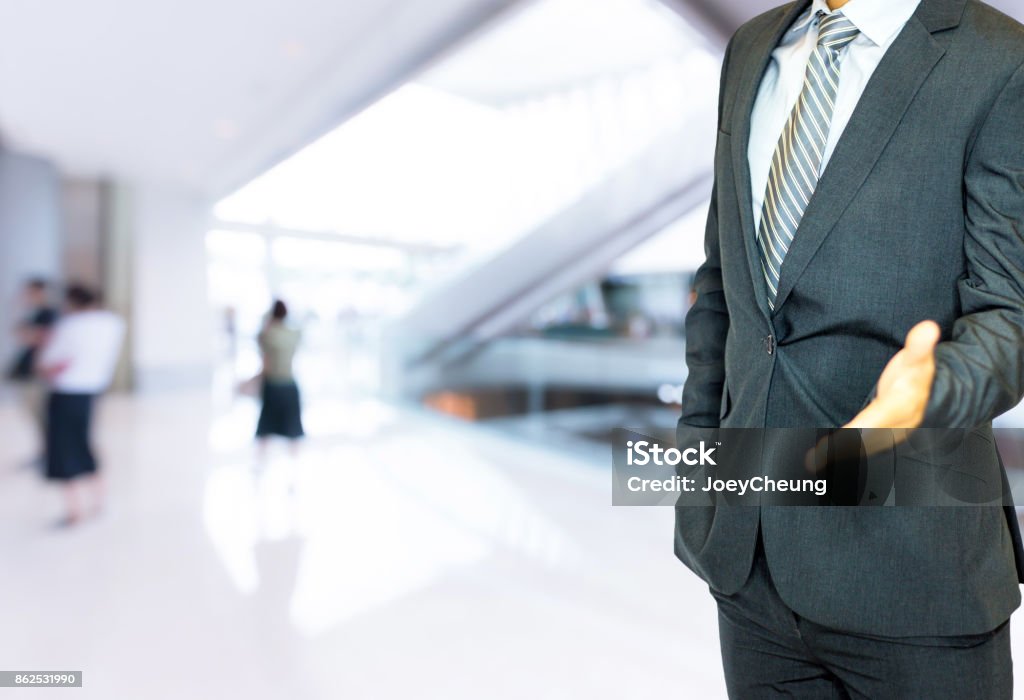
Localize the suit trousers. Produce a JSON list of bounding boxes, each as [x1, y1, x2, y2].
[[712, 534, 1012, 699]]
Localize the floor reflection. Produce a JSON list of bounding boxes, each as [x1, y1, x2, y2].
[[203, 406, 580, 638], [0, 392, 733, 698]]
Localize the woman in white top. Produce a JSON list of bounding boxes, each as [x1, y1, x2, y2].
[[37, 285, 124, 527]]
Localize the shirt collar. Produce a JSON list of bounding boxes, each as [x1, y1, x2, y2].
[[795, 0, 922, 48]]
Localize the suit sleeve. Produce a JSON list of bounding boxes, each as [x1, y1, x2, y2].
[[924, 61, 1024, 428], [678, 38, 735, 431]]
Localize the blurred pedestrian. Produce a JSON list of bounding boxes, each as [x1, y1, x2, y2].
[[6, 278, 58, 460], [37, 284, 124, 526], [256, 300, 304, 453]]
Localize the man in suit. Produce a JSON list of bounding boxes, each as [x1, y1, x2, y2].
[[676, 0, 1024, 696]]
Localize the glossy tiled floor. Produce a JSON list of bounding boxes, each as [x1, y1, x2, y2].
[[0, 392, 723, 699], [6, 392, 1024, 699]]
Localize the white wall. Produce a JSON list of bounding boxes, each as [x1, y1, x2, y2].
[[0, 151, 62, 373], [128, 182, 215, 392]]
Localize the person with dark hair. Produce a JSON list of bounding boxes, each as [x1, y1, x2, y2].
[[37, 284, 124, 526], [256, 299, 304, 452], [6, 278, 58, 458]]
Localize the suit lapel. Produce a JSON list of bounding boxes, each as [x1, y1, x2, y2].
[[771, 15, 948, 311], [730, 1, 809, 320]]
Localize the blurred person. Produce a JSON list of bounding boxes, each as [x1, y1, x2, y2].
[[256, 300, 304, 454], [37, 285, 124, 526], [676, 0, 1024, 697], [5, 278, 58, 459]]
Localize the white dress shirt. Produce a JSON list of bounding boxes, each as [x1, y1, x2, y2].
[[748, 0, 921, 232], [39, 310, 125, 394]]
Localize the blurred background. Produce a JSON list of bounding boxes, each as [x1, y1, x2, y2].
[[2, 0, 1023, 698]]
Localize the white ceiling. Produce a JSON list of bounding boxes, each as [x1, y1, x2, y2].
[[422, 0, 705, 104], [0, 0, 513, 195], [0, 0, 1018, 197]]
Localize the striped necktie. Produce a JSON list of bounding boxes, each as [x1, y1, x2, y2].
[[757, 12, 860, 309]]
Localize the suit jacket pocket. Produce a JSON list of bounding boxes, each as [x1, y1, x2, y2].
[[719, 380, 732, 422]]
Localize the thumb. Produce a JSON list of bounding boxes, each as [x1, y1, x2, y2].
[[903, 320, 940, 362]]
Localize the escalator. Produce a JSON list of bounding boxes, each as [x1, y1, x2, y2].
[[383, 123, 714, 399]]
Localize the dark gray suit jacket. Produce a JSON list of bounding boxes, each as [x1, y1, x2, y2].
[[676, 0, 1024, 637]]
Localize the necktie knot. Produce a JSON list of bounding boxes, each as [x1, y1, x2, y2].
[[816, 12, 860, 53]]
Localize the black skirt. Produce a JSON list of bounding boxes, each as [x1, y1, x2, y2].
[[46, 392, 97, 481], [256, 380, 304, 439]]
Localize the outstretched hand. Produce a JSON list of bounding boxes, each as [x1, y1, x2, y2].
[[806, 321, 940, 472], [844, 320, 940, 430]]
